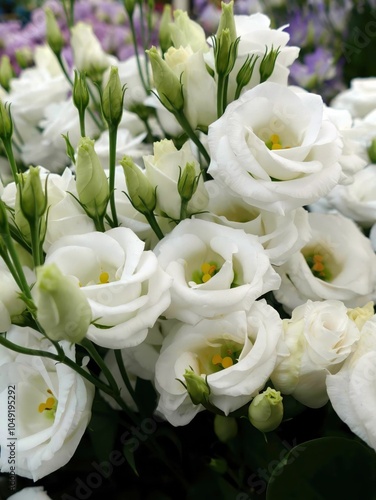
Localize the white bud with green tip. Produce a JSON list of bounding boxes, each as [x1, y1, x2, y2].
[[120, 156, 156, 215], [216, 1, 237, 43], [0, 56, 14, 92], [159, 4, 173, 54], [248, 387, 283, 433], [34, 263, 92, 343], [17, 167, 47, 223], [76, 137, 109, 219], [45, 7, 64, 55]]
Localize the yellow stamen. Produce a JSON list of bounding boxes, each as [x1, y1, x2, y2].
[[38, 391, 57, 413], [313, 254, 324, 262], [38, 403, 46, 412], [312, 262, 324, 272], [272, 143, 282, 150], [212, 354, 223, 365], [271, 134, 280, 144], [202, 273, 212, 283], [201, 262, 211, 274], [99, 271, 109, 284], [221, 357, 233, 369]]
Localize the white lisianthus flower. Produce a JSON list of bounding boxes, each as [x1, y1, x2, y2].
[[331, 77, 376, 119], [155, 303, 283, 425], [8, 487, 52, 499], [0, 326, 94, 480], [274, 213, 376, 312], [208, 82, 343, 214], [70, 23, 113, 81], [8, 45, 69, 125], [198, 181, 311, 265], [326, 315, 376, 451], [1, 168, 95, 252], [154, 218, 280, 324], [163, 45, 217, 130], [327, 165, 376, 228], [44, 228, 172, 349], [144, 140, 208, 220], [271, 300, 362, 408]]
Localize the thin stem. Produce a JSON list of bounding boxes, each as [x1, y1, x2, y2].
[[144, 211, 164, 240], [179, 199, 188, 221], [108, 126, 119, 227], [0, 334, 112, 395], [29, 219, 43, 267], [56, 53, 73, 85], [2, 139, 19, 183], [114, 349, 142, 415], [78, 110, 86, 137], [128, 17, 150, 95], [217, 73, 226, 118], [81, 338, 119, 395], [3, 234, 33, 301], [174, 111, 210, 173]]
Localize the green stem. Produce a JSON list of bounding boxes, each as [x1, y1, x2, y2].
[[29, 219, 43, 267], [78, 110, 86, 137], [0, 334, 112, 395], [56, 53, 73, 85], [2, 139, 19, 183], [0, 246, 23, 292], [81, 338, 119, 395], [174, 111, 210, 173], [223, 74, 229, 111], [180, 199, 188, 221], [144, 211, 164, 240], [141, 117, 154, 143], [94, 215, 106, 232], [2, 233, 33, 301], [114, 349, 143, 415], [128, 17, 150, 95], [217, 73, 226, 118], [108, 126, 119, 227]]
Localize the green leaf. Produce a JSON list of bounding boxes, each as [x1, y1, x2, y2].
[[266, 437, 376, 500], [123, 441, 139, 477]]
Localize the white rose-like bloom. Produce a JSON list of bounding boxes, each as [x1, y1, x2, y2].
[[154, 218, 280, 324], [155, 303, 283, 425], [208, 82, 343, 214], [8, 45, 69, 126], [71, 22, 112, 79], [144, 140, 208, 220], [327, 165, 376, 228], [327, 316, 376, 451], [271, 300, 361, 408], [44, 228, 172, 349], [0, 326, 94, 480], [1, 168, 95, 252], [331, 77, 376, 119], [274, 213, 376, 312], [8, 487, 51, 499], [197, 181, 311, 265]]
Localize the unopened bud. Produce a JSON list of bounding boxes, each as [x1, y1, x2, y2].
[[120, 156, 156, 215], [76, 137, 109, 219], [34, 263, 92, 343], [236, 54, 258, 90], [61, 133, 76, 165], [248, 388, 283, 433], [123, 0, 136, 17], [347, 301, 374, 330], [0, 56, 14, 92], [73, 70, 90, 115], [216, 1, 236, 43], [18, 167, 47, 223], [214, 415, 238, 443], [147, 46, 184, 113], [214, 29, 239, 77], [159, 4, 173, 54], [259, 45, 281, 83], [0, 101, 13, 141], [15, 47, 34, 69], [45, 7, 64, 55], [102, 66, 126, 129], [368, 138, 376, 164], [183, 369, 210, 406], [178, 162, 199, 202]]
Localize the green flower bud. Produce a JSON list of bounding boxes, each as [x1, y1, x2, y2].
[[248, 388, 283, 433], [76, 137, 109, 219], [183, 369, 210, 406], [147, 46, 184, 113], [259, 45, 281, 84], [120, 156, 156, 215], [45, 7, 64, 56], [34, 263, 92, 343], [0, 56, 14, 92], [178, 162, 199, 202], [15, 47, 34, 69], [368, 138, 376, 163], [102, 66, 126, 129], [216, 1, 237, 43], [73, 70, 90, 115], [214, 415, 238, 443], [236, 54, 258, 91], [159, 4, 173, 54], [0, 100, 13, 141], [214, 29, 239, 77], [17, 167, 47, 223], [123, 0, 136, 17], [0, 199, 9, 236]]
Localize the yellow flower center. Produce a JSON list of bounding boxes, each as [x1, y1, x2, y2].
[[205, 341, 242, 372], [38, 389, 57, 419], [302, 245, 342, 282], [99, 271, 110, 284], [265, 133, 290, 150], [192, 261, 219, 284]]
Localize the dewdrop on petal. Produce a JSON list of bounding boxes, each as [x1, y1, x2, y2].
[[34, 263, 92, 343], [248, 388, 283, 433]]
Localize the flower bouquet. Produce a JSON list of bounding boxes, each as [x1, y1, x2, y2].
[[1, 1, 376, 498]]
